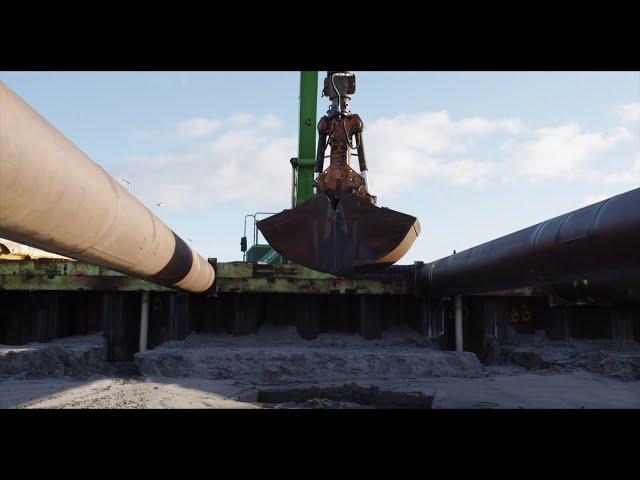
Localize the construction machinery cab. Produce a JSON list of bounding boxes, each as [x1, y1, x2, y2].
[[241, 212, 285, 264]]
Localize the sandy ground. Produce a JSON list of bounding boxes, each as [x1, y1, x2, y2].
[[3, 369, 640, 409], [2, 326, 640, 409], [1, 377, 256, 409]]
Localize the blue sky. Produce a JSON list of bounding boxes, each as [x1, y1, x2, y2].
[[2, 71, 639, 264]]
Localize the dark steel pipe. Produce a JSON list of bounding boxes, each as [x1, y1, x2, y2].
[[419, 187, 640, 298], [0, 81, 214, 293]]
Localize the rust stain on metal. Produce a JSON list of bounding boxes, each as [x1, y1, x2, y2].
[[0, 259, 414, 295]]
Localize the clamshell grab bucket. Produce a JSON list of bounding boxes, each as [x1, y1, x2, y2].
[[257, 193, 420, 276]]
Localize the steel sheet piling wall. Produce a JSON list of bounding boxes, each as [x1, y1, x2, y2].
[[0, 81, 214, 293], [419, 187, 640, 298]]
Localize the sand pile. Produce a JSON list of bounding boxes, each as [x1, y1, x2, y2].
[[0, 333, 108, 379], [135, 325, 483, 382], [502, 339, 640, 380]]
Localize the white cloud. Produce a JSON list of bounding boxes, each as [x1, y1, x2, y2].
[[119, 114, 295, 211], [363, 111, 519, 197], [131, 116, 224, 142], [124, 110, 519, 208], [597, 154, 640, 185], [130, 129, 164, 141], [229, 113, 256, 126], [257, 114, 282, 130], [437, 158, 497, 186], [132, 113, 282, 143], [174, 117, 221, 140], [505, 123, 633, 179], [120, 107, 638, 214], [366, 111, 523, 155], [583, 192, 614, 205], [457, 116, 525, 135], [616, 102, 640, 123]]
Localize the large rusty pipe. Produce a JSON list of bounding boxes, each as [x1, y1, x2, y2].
[[419, 187, 640, 298], [0, 81, 214, 293]]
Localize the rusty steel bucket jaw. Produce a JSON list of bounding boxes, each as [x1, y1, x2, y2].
[[256, 193, 420, 276]]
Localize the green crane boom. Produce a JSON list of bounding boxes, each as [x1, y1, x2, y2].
[[242, 72, 318, 264], [293, 71, 319, 205]]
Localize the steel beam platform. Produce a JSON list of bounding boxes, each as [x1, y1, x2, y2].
[[0, 259, 414, 295]]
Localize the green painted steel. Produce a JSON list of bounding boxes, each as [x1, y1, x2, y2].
[[246, 244, 285, 264], [295, 71, 318, 206], [0, 259, 413, 295], [246, 244, 271, 262], [259, 248, 285, 264], [215, 262, 413, 295], [0, 259, 173, 291]]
